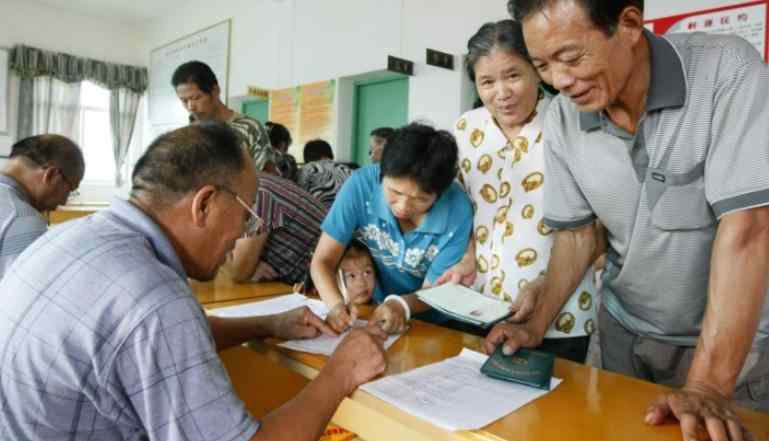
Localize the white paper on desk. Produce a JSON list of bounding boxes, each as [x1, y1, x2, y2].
[[209, 294, 330, 319], [360, 348, 563, 432], [278, 320, 401, 356]]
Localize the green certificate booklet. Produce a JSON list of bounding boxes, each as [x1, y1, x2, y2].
[[480, 346, 555, 390]]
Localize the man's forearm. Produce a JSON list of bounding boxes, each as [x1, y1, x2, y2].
[[252, 367, 349, 441], [686, 208, 769, 396], [208, 315, 274, 351], [532, 223, 600, 334]]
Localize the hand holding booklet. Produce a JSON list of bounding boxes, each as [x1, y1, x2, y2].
[[416, 283, 511, 328]]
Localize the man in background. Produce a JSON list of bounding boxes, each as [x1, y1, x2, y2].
[[267, 121, 298, 181], [297, 139, 354, 209], [172, 60, 278, 173], [368, 127, 393, 163], [0, 134, 83, 279]]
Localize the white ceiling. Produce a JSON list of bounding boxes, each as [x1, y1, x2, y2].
[[29, 0, 190, 24]]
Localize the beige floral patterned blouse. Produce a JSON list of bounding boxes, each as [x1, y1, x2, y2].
[[454, 96, 597, 338]]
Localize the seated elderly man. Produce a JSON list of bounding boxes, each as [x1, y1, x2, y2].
[[0, 122, 386, 441], [0, 134, 84, 280]]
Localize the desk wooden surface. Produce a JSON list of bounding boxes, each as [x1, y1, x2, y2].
[[221, 298, 769, 441], [220, 345, 308, 419], [191, 267, 293, 305], [48, 205, 105, 224]]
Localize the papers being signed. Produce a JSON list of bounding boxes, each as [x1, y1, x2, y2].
[[361, 348, 562, 431]]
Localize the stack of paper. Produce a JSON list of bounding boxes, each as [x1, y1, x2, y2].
[[209, 294, 401, 356], [209, 294, 330, 319], [361, 348, 562, 431], [416, 284, 511, 328], [278, 320, 402, 356]]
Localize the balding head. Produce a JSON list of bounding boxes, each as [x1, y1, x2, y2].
[[11, 134, 85, 184], [130, 122, 258, 281], [131, 122, 249, 206], [5, 134, 84, 211]]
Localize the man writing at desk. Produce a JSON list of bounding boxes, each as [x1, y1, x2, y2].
[[482, 1, 769, 440], [0, 123, 387, 441]]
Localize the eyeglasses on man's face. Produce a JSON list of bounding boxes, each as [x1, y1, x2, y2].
[[216, 186, 263, 237]]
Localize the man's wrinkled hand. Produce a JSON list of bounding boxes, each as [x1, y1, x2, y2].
[[508, 276, 544, 323], [271, 306, 336, 340], [645, 382, 755, 441], [482, 320, 545, 356], [326, 327, 388, 395]]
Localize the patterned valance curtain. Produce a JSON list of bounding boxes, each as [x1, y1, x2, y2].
[[9, 45, 148, 93]]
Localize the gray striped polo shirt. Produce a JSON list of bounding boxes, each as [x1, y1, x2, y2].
[[543, 30, 769, 347], [0, 174, 47, 281]]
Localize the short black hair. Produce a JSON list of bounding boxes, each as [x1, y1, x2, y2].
[[369, 127, 394, 140], [266, 121, 292, 149], [171, 60, 218, 94], [380, 122, 458, 196], [10, 134, 84, 181], [344, 239, 371, 259], [303, 139, 334, 163], [466, 20, 530, 82], [131, 122, 246, 202], [304, 238, 371, 293], [340, 161, 360, 170], [508, 0, 644, 35]]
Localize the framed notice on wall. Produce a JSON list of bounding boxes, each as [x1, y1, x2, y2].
[[148, 19, 231, 128], [0, 47, 9, 135], [645, 1, 769, 61]]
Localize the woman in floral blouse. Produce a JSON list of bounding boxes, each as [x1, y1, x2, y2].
[[452, 20, 597, 362]]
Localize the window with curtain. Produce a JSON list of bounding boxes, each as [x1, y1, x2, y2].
[[78, 81, 121, 184], [10, 44, 147, 202]]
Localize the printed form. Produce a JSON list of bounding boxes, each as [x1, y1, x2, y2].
[[361, 348, 562, 431]]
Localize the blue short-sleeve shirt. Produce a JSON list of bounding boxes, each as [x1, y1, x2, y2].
[[322, 165, 473, 313]]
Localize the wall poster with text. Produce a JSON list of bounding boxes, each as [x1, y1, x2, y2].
[[645, 0, 768, 61]]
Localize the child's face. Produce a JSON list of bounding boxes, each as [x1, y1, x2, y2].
[[340, 254, 376, 305]]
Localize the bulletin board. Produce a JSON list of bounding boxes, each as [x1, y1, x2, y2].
[[269, 80, 336, 160], [148, 20, 231, 131], [645, 1, 769, 61]]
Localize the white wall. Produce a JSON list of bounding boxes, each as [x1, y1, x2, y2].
[[646, 0, 738, 19], [0, 0, 150, 198]]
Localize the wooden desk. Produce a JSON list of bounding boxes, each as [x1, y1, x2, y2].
[[219, 345, 308, 418], [48, 204, 105, 224], [251, 306, 769, 441], [191, 267, 293, 305]]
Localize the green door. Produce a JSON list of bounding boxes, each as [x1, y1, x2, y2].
[[353, 77, 409, 166], [242, 99, 269, 124]]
